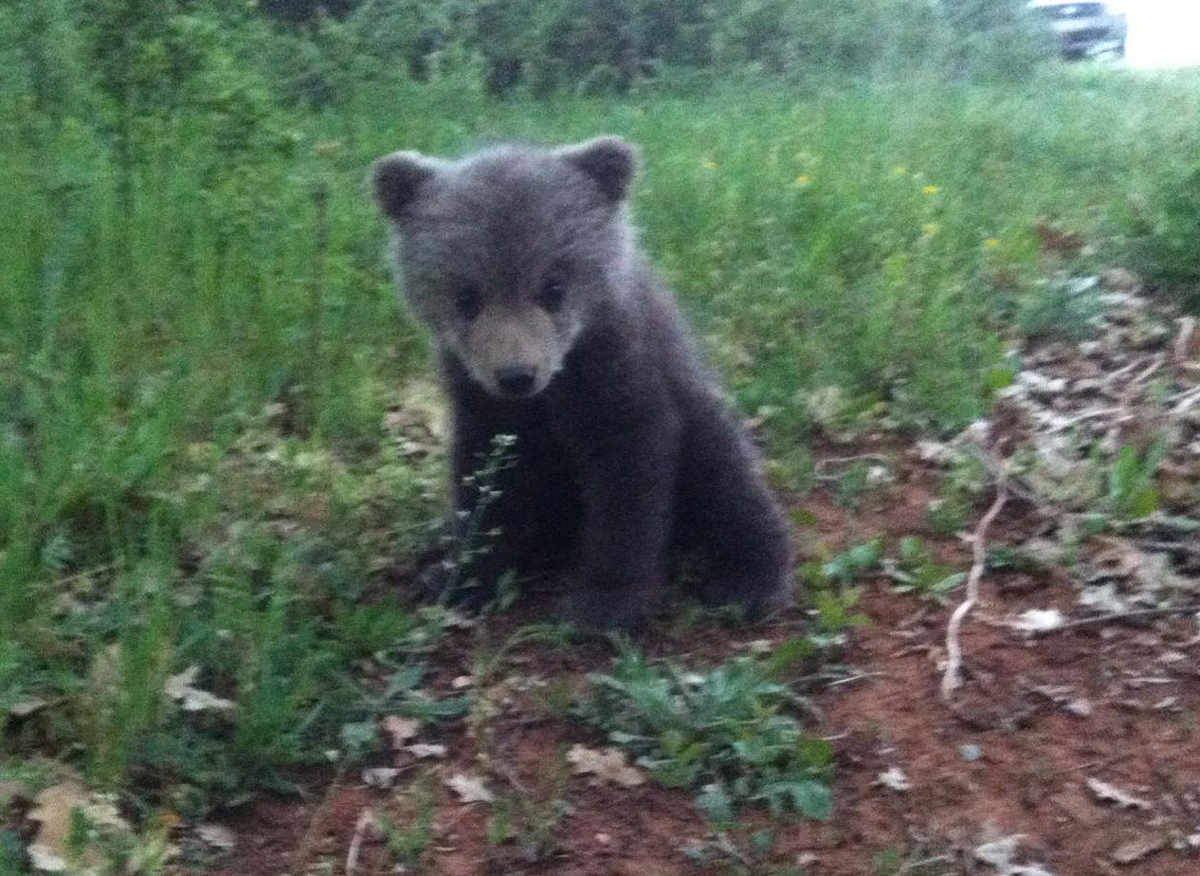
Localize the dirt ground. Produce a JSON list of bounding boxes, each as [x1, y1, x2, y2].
[[199, 464, 1200, 876]]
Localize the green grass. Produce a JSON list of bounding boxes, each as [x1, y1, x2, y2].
[[3, 59, 1200, 825]]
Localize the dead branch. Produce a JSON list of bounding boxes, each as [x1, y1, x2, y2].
[[345, 810, 377, 876], [1044, 406, 1125, 434], [1131, 353, 1165, 385], [940, 475, 1009, 701], [1168, 384, 1200, 415], [1031, 603, 1200, 636], [1135, 540, 1200, 560], [813, 453, 891, 482]]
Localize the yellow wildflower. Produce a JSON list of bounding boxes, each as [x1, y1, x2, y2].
[[702, 160, 718, 170], [921, 222, 941, 238], [794, 175, 811, 187], [984, 237, 1001, 250], [922, 184, 940, 195]]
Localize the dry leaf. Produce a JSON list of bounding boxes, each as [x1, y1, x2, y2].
[[875, 766, 911, 792], [566, 744, 646, 788], [405, 743, 447, 759], [1078, 583, 1130, 615], [196, 824, 236, 852], [1010, 609, 1065, 633], [164, 667, 235, 713], [975, 835, 1055, 876], [445, 773, 493, 804], [362, 767, 401, 790], [1086, 777, 1151, 810], [381, 716, 421, 749], [7, 698, 49, 718], [28, 781, 131, 873], [1110, 834, 1164, 865]]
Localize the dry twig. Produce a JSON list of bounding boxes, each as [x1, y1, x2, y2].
[[1031, 603, 1200, 636], [940, 473, 1009, 701], [345, 810, 377, 876]]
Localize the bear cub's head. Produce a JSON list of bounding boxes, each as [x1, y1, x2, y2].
[[372, 137, 638, 399]]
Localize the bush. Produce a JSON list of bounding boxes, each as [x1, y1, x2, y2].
[[251, 0, 1052, 96], [580, 646, 833, 821]]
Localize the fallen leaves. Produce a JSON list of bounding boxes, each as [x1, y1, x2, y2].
[[1086, 777, 1151, 811], [1009, 608, 1065, 633], [195, 823, 236, 852], [164, 667, 235, 713], [975, 835, 1055, 876], [405, 743, 447, 759], [566, 744, 646, 788], [1109, 833, 1165, 865], [27, 781, 131, 873], [874, 766, 910, 792], [362, 767, 402, 790], [444, 773, 493, 804], [5, 698, 49, 719], [381, 715, 422, 749]]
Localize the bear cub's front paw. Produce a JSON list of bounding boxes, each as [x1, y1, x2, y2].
[[566, 581, 664, 632], [700, 570, 793, 621]]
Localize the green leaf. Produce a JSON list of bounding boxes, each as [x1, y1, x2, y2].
[[1127, 487, 1159, 520], [822, 539, 882, 583], [696, 782, 734, 825], [338, 720, 378, 754], [399, 694, 469, 721], [763, 636, 817, 679], [759, 779, 832, 819], [983, 365, 1016, 393], [791, 509, 819, 528]]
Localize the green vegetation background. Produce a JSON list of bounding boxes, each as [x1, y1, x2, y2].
[[2, 0, 1200, 836]]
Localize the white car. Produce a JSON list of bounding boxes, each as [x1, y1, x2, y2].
[[1028, 1, 1129, 59]]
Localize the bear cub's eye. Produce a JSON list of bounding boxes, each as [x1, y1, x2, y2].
[[538, 277, 567, 313], [454, 285, 483, 321]]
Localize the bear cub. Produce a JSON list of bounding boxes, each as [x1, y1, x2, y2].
[[372, 136, 793, 629]]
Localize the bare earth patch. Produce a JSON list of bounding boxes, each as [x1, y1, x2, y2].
[[192, 482, 1197, 876]]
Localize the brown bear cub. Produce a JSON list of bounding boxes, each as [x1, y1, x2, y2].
[[372, 137, 793, 630]]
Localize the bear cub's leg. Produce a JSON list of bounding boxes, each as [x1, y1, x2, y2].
[[553, 373, 681, 631], [676, 404, 794, 619], [419, 396, 581, 609]]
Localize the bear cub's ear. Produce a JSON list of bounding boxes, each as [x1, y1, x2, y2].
[[371, 151, 440, 221], [559, 136, 638, 204]]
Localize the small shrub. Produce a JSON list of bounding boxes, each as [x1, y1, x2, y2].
[[886, 536, 964, 604], [580, 646, 833, 821], [1105, 439, 1168, 521]]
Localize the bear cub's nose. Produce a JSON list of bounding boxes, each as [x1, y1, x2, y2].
[[495, 366, 537, 397]]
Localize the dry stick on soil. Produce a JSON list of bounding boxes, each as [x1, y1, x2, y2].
[[1169, 384, 1200, 414], [940, 474, 1009, 701], [345, 810, 377, 876], [1031, 603, 1200, 636], [813, 453, 891, 483]]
